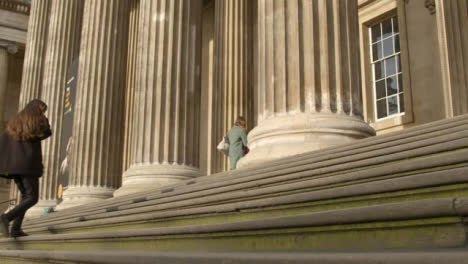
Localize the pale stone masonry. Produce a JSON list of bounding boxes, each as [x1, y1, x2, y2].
[[26, 0, 85, 216], [115, 0, 203, 197], [122, 0, 140, 174], [435, 0, 468, 116], [17, 0, 50, 108], [238, 0, 375, 168], [57, 0, 130, 209]]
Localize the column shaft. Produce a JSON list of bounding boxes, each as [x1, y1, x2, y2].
[[122, 0, 140, 173], [18, 0, 51, 108], [58, 0, 129, 209], [239, 0, 374, 168], [436, 0, 468, 116], [115, 0, 203, 196], [10, 0, 51, 208], [25, 0, 84, 216], [212, 0, 253, 173], [0, 47, 8, 132]]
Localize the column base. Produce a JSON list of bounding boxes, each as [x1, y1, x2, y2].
[[55, 186, 115, 211], [24, 199, 58, 219], [237, 113, 375, 168], [114, 163, 202, 197]]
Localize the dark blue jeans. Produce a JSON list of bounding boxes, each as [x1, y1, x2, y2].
[[5, 176, 39, 231]]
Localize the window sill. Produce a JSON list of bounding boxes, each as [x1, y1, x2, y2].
[[370, 113, 413, 134]]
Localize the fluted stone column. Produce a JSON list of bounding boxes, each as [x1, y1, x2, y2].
[[0, 47, 11, 211], [122, 0, 140, 173], [238, 0, 375, 168], [212, 0, 253, 173], [56, 0, 129, 209], [0, 47, 8, 132], [114, 0, 203, 197], [9, 0, 51, 208], [25, 0, 85, 217], [18, 0, 51, 108], [436, 0, 468, 116]]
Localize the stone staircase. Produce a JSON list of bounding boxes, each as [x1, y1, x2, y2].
[[0, 114, 468, 263]]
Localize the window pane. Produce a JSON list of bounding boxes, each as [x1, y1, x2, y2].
[[387, 75, 398, 96], [399, 93, 405, 112], [374, 61, 384, 80], [398, 73, 403, 92], [383, 37, 394, 57], [371, 24, 381, 42], [382, 19, 392, 39], [396, 54, 402, 73], [388, 96, 399, 115], [372, 42, 383, 61], [376, 80, 386, 99], [393, 17, 399, 33], [385, 56, 396, 77], [377, 99, 387, 119], [394, 34, 400, 53]]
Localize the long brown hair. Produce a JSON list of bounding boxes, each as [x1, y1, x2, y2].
[[6, 99, 49, 141]]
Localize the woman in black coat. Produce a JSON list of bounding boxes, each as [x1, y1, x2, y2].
[[0, 99, 51, 238]]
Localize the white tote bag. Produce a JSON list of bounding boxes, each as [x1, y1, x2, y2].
[[216, 136, 229, 156]]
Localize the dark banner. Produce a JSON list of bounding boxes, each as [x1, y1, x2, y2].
[[57, 58, 78, 201]]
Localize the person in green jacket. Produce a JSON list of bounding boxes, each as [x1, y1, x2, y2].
[[228, 116, 248, 170]]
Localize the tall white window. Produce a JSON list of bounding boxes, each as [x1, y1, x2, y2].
[[370, 16, 404, 120]]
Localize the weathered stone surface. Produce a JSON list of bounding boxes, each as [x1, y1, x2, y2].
[[23, 113, 468, 228], [238, 0, 375, 168], [115, 0, 204, 196], [2, 249, 468, 264], [26, 0, 85, 218], [1, 199, 468, 251]]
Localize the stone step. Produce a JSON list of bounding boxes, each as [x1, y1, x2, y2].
[[22, 142, 468, 232], [1, 249, 468, 264], [2, 198, 468, 252], [2, 115, 468, 262], [22, 117, 468, 231], [24, 165, 468, 234], [25, 114, 468, 225]]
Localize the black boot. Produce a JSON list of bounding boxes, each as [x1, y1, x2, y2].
[[10, 229, 28, 238]]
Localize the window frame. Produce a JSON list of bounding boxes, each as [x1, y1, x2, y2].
[[358, 0, 413, 133], [369, 16, 404, 121]]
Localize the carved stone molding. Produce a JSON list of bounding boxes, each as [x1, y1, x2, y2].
[[7, 44, 18, 54], [404, 0, 436, 15], [425, 0, 436, 15]]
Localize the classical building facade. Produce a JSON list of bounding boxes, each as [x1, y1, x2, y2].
[[0, 0, 466, 216]]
